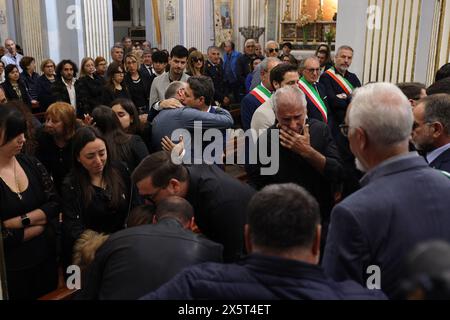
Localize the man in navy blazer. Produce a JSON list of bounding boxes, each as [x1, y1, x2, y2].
[[142, 184, 386, 300], [322, 83, 450, 299], [412, 94, 450, 173]]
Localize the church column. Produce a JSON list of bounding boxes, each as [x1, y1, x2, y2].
[[16, 0, 45, 65], [82, 0, 114, 62], [131, 0, 140, 27]]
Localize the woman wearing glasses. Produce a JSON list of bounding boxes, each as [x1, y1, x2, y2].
[[101, 62, 130, 106], [36, 59, 57, 112], [186, 51, 205, 77], [62, 127, 140, 267]]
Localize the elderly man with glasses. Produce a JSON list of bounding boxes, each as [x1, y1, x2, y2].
[[323, 83, 450, 299], [298, 56, 331, 126]]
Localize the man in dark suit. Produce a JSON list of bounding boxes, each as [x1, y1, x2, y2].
[[204, 46, 230, 107], [141, 184, 386, 300], [298, 56, 331, 126], [78, 197, 223, 300], [322, 83, 450, 299], [132, 151, 255, 262], [320, 45, 363, 198], [411, 94, 450, 173], [139, 49, 156, 85], [250, 86, 343, 249]]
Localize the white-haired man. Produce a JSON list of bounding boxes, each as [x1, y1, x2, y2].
[[251, 86, 343, 250], [323, 83, 450, 299]]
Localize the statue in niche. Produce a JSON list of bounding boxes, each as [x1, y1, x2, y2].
[[166, 0, 175, 21]]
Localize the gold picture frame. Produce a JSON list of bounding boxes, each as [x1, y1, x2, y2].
[[214, 0, 234, 46]]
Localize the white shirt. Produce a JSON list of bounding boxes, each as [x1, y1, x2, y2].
[[0, 71, 5, 84], [427, 143, 450, 165], [62, 77, 77, 109], [251, 99, 276, 137], [1, 52, 23, 73]]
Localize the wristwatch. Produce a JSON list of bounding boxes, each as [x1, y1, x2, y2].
[[21, 214, 31, 227]]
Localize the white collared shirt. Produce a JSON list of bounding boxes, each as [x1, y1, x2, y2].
[[427, 143, 450, 165], [62, 77, 77, 109]]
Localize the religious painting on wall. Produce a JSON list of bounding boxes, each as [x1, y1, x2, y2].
[[214, 0, 234, 46]]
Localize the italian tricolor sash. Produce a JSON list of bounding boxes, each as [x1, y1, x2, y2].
[[250, 84, 272, 104], [325, 67, 355, 95], [298, 77, 328, 123]]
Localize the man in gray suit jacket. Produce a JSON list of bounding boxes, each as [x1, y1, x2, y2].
[[322, 83, 450, 299], [152, 77, 233, 163], [411, 94, 450, 173]]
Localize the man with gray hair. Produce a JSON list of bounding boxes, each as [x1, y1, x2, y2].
[[205, 46, 230, 106], [240, 57, 281, 131], [299, 56, 331, 124], [236, 39, 257, 98], [250, 40, 281, 90], [320, 45, 362, 198], [251, 86, 343, 249], [110, 43, 125, 67], [323, 83, 450, 299], [411, 94, 450, 173]]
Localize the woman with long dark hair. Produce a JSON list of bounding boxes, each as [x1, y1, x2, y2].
[[62, 127, 140, 264], [0, 105, 60, 300], [1, 64, 32, 108], [92, 105, 148, 172], [101, 62, 130, 106]]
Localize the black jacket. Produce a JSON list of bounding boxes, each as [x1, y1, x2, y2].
[[78, 218, 223, 300], [250, 119, 343, 226], [185, 165, 255, 262], [430, 148, 450, 173], [142, 254, 387, 300], [1, 80, 32, 107], [76, 74, 105, 114]]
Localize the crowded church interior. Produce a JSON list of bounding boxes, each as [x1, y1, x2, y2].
[[1, 0, 450, 303]]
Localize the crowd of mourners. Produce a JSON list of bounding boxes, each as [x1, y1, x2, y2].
[[1, 34, 450, 301]]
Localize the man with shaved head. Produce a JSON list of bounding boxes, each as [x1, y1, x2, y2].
[[1, 39, 23, 72]]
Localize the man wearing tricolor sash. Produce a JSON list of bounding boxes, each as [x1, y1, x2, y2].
[[240, 57, 281, 131], [320, 45, 362, 197], [298, 56, 330, 125], [320, 46, 361, 135]]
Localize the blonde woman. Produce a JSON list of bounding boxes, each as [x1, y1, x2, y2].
[[77, 57, 105, 115], [123, 52, 151, 113]]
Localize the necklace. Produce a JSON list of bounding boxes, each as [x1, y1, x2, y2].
[[13, 159, 23, 200]]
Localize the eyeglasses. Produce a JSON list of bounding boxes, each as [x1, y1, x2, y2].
[[192, 57, 203, 63], [339, 124, 351, 137], [306, 68, 321, 73], [268, 48, 280, 53]]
